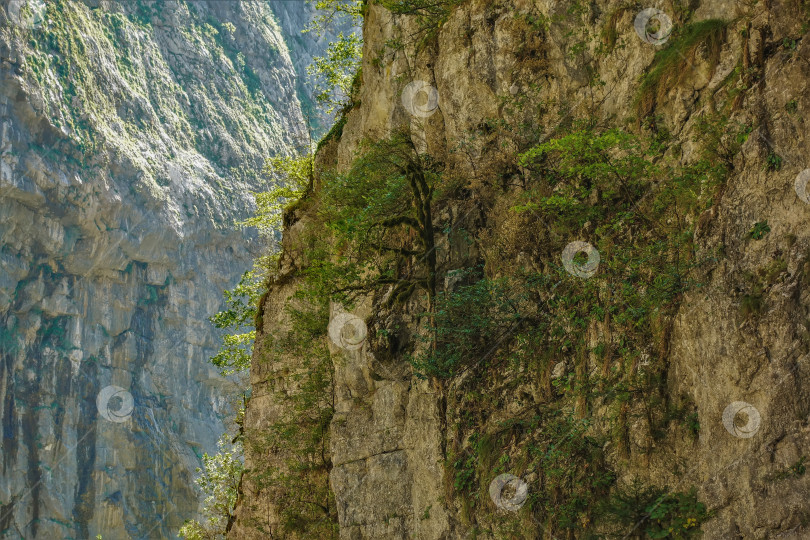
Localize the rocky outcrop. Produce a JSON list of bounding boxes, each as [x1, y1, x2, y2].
[[0, 0, 325, 538], [235, 0, 810, 539]]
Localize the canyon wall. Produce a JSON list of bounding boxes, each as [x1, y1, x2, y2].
[[234, 0, 810, 539], [0, 0, 323, 538]]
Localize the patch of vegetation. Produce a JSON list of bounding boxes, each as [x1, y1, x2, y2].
[[600, 481, 710, 538], [420, 126, 717, 389], [305, 0, 364, 113], [316, 112, 348, 152], [600, 4, 634, 53], [765, 151, 783, 172], [209, 271, 264, 376], [378, 0, 464, 49], [247, 294, 338, 537], [179, 435, 244, 539], [241, 154, 314, 236], [636, 19, 729, 120], [410, 272, 524, 378], [315, 69, 362, 152], [450, 412, 614, 535], [307, 31, 362, 113], [748, 221, 771, 240], [768, 456, 807, 482], [525, 413, 615, 532], [316, 132, 441, 309]]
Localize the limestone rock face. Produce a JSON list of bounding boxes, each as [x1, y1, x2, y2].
[[235, 0, 810, 539], [0, 1, 324, 538]]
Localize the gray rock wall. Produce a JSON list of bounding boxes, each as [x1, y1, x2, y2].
[[0, 0, 324, 538]]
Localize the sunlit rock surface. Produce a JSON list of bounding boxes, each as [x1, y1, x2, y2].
[[0, 1, 324, 537], [233, 0, 810, 538]]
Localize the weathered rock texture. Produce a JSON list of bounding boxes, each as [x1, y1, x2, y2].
[[0, 0, 326, 538], [235, 0, 810, 539]]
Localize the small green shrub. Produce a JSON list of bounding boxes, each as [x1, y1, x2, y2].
[[748, 221, 771, 240], [240, 154, 313, 235], [599, 481, 709, 539], [305, 1, 363, 112], [765, 152, 783, 172], [410, 272, 525, 379], [644, 489, 710, 539], [378, 0, 464, 48], [770, 456, 807, 481]]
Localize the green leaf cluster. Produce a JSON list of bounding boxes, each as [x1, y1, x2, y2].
[[305, 0, 364, 113], [209, 270, 264, 375], [239, 155, 313, 235], [179, 436, 244, 540], [599, 481, 709, 538]]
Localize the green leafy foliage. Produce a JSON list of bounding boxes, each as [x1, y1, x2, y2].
[[307, 0, 364, 31], [179, 436, 244, 540], [748, 221, 771, 240], [208, 152, 316, 377], [410, 272, 525, 378], [644, 489, 710, 539], [448, 411, 614, 535], [306, 32, 363, 112], [240, 154, 313, 235], [209, 271, 263, 375], [378, 0, 464, 46], [305, 0, 363, 113], [765, 151, 783, 172], [317, 132, 440, 307], [526, 413, 615, 531], [600, 481, 709, 538]]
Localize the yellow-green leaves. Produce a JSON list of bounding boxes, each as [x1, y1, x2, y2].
[[239, 154, 313, 234]]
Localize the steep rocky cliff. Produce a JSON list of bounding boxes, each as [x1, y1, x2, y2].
[[233, 0, 810, 539], [0, 1, 325, 538]]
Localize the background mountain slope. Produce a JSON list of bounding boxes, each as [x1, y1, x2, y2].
[[0, 1, 326, 538]]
